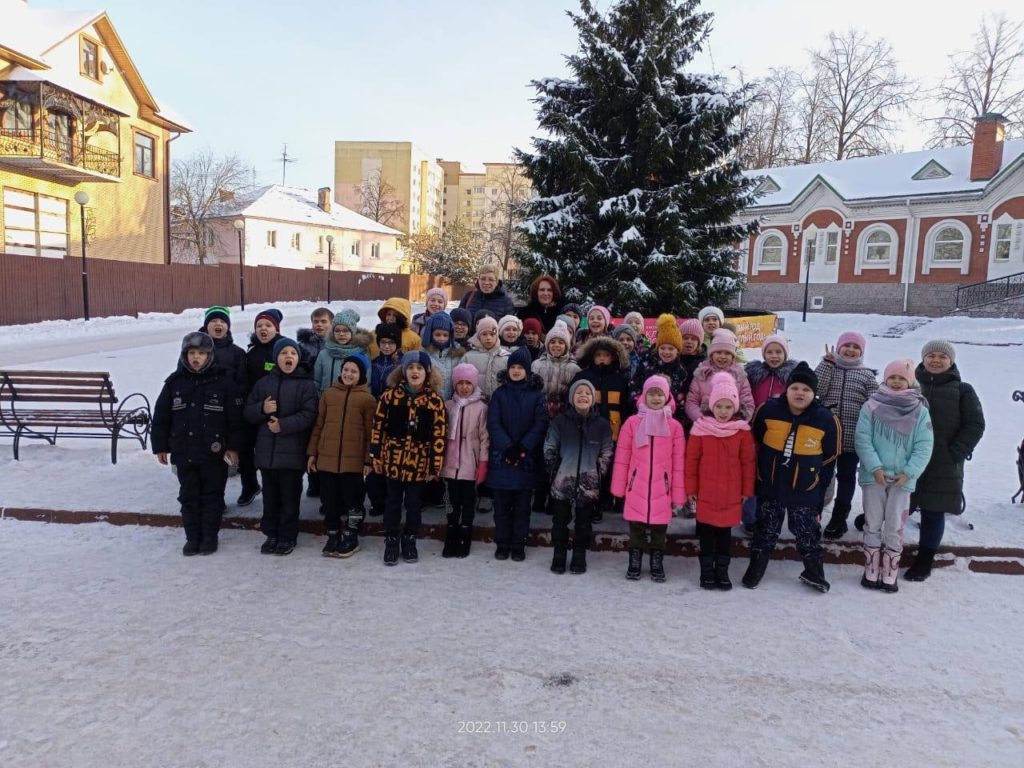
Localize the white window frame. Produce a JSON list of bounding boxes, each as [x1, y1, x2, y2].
[[989, 213, 1023, 264], [855, 223, 899, 276], [266, 230, 277, 248], [801, 224, 841, 264], [923, 219, 971, 275], [290, 232, 301, 251], [752, 229, 786, 275], [351, 239, 360, 256], [2, 187, 69, 258], [371, 242, 381, 259]]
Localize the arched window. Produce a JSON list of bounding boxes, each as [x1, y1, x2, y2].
[[855, 223, 899, 275], [752, 229, 787, 275], [932, 226, 965, 262], [923, 219, 971, 275]]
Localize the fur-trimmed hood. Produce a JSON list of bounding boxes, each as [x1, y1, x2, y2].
[[745, 358, 797, 386], [426, 343, 466, 359], [495, 370, 545, 391], [385, 364, 444, 393], [322, 328, 374, 358], [576, 336, 629, 370]]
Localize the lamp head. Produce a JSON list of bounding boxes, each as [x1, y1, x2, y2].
[[74, 191, 90, 206], [233, 219, 244, 231]]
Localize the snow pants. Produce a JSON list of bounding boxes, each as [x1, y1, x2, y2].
[[177, 460, 228, 543], [861, 483, 911, 553], [319, 471, 365, 531], [492, 489, 532, 549], [696, 521, 732, 559], [628, 522, 667, 551], [237, 424, 260, 493], [751, 499, 822, 561], [445, 479, 477, 527], [383, 479, 424, 537], [260, 468, 303, 544], [549, 497, 593, 550]]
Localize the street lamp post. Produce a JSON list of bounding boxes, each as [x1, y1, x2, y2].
[[74, 191, 90, 321], [233, 219, 246, 310], [802, 246, 812, 323], [325, 234, 334, 303]]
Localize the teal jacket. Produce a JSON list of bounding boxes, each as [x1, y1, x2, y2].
[[853, 397, 934, 493]]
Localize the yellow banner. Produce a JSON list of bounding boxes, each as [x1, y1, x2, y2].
[[728, 314, 778, 349]]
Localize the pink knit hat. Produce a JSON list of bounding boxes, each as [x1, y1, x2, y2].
[[474, 316, 498, 336], [679, 318, 703, 340], [587, 305, 611, 327], [709, 371, 739, 410], [708, 328, 738, 357], [425, 287, 448, 305], [761, 334, 790, 359], [837, 331, 867, 354], [883, 358, 916, 386], [545, 321, 572, 349], [452, 362, 479, 388]]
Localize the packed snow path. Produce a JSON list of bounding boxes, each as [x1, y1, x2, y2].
[[1, 521, 1021, 768]]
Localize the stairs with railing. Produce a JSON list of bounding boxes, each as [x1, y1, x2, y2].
[[954, 271, 1024, 311]]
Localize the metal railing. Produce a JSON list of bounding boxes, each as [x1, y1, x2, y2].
[[0, 127, 120, 177], [955, 271, 1024, 310]]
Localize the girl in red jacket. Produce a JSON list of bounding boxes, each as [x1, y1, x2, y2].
[[685, 372, 756, 591]]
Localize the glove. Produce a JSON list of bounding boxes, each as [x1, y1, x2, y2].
[[503, 444, 526, 465], [475, 461, 489, 486]]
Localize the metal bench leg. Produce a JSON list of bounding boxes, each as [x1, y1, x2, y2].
[[13, 425, 24, 460], [111, 430, 119, 465]]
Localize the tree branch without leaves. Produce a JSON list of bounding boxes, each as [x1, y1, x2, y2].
[[170, 149, 253, 265], [359, 169, 405, 229]]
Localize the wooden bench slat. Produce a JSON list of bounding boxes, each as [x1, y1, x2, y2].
[[1, 395, 117, 404], [1, 386, 117, 395], [3, 379, 114, 388], [0, 370, 111, 379]]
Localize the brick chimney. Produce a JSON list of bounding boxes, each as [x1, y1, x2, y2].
[[317, 187, 332, 213], [969, 113, 1007, 181]]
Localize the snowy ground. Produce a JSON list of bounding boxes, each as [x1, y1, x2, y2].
[[0, 519, 1022, 768]]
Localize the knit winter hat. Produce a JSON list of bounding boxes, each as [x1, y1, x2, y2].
[[497, 314, 523, 338], [451, 362, 479, 388], [612, 324, 639, 344], [421, 311, 454, 349], [698, 306, 725, 324], [883, 358, 916, 387], [568, 379, 597, 404], [761, 334, 790, 359], [375, 322, 402, 347], [561, 303, 584, 319], [836, 331, 867, 354], [507, 345, 533, 375], [341, 353, 370, 385], [708, 328, 739, 357], [921, 339, 956, 364], [331, 308, 360, 332], [678, 318, 703, 341], [272, 336, 299, 359], [474, 316, 499, 336], [203, 306, 231, 329], [424, 287, 448, 306], [555, 314, 578, 335], [545, 321, 573, 350], [641, 374, 670, 398], [587, 305, 611, 328], [709, 371, 740, 410], [401, 350, 432, 373], [655, 313, 683, 351], [255, 308, 283, 332], [473, 309, 498, 328], [623, 311, 645, 327], [787, 361, 818, 394], [450, 307, 473, 328], [522, 317, 543, 336]]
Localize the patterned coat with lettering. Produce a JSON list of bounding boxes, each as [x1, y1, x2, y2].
[[369, 367, 448, 483]]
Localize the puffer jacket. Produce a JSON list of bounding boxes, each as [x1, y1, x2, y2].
[[370, 353, 400, 398], [745, 359, 798, 408], [243, 367, 319, 471], [570, 336, 634, 441], [486, 371, 549, 490], [610, 414, 686, 526], [911, 363, 985, 514], [245, 333, 280, 389], [543, 408, 613, 505], [814, 359, 878, 453], [367, 297, 422, 357], [631, 356, 690, 424], [425, 344, 466, 401], [369, 367, 447, 482], [532, 352, 581, 418], [517, 300, 564, 333], [152, 362, 243, 466], [685, 361, 756, 424], [306, 381, 375, 474], [296, 328, 326, 373], [203, 331, 247, 392], [463, 336, 511, 400], [684, 427, 756, 527], [441, 396, 489, 481], [458, 280, 515, 319], [854, 392, 933, 493], [313, 329, 373, 393]]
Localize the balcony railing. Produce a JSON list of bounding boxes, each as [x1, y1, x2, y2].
[[0, 126, 120, 179], [955, 271, 1024, 310]]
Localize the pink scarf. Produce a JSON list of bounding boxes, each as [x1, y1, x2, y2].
[[447, 388, 482, 467], [691, 415, 751, 438], [636, 402, 672, 447]]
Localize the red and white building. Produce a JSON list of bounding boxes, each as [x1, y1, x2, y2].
[[734, 114, 1024, 316]]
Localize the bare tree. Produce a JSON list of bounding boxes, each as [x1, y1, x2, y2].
[[737, 67, 801, 168], [809, 29, 915, 160], [925, 14, 1024, 147], [475, 164, 534, 276], [359, 169, 405, 229], [404, 219, 484, 285], [170, 149, 253, 265], [794, 65, 834, 164]]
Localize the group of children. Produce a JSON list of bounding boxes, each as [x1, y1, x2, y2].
[[152, 289, 984, 595]]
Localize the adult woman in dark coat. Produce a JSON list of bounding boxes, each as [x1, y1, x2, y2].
[[517, 275, 564, 333], [905, 340, 985, 582], [458, 263, 515, 321]]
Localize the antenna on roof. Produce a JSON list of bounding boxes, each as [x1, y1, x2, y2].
[[276, 144, 298, 185]]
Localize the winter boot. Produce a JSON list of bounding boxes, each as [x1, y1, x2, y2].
[[626, 548, 643, 580], [260, 536, 277, 555], [879, 548, 901, 592], [441, 516, 460, 558], [335, 530, 361, 558], [494, 546, 510, 561], [742, 550, 770, 589], [401, 534, 418, 563], [903, 547, 936, 582], [569, 547, 587, 575], [698, 555, 716, 590], [383, 535, 400, 566], [273, 540, 295, 556], [550, 546, 567, 574], [182, 539, 200, 557], [823, 503, 850, 540], [799, 559, 830, 593], [649, 550, 666, 583], [237, 485, 261, 507], [458, 525, 473, 558], [198, 536, 218, 556], [510, 546, 526, 562], [854, 513, 866, 532], [714, 555, 732, 591], [322, 530, 341, 557], [861, 546, 881, 589]]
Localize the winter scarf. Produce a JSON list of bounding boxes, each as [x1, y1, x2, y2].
[[636, 378, 672, 447], [863, 385, 928, 449], [447, 387, 483, 466], [834, 354, 865, 370], [691, 415, 751, 439]]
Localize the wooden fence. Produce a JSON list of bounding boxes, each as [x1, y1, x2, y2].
[[0, 253, 465, 326]]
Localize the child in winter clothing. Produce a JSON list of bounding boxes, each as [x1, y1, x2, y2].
[[574, 305, 611, 347], [815, 331, 879, 540], [544, 379, 614, 575], [369, 351, 447, 566], [314, 308, 372, 393], [570, 336, 634, 443], [411, 287, 449, 336], [421, 311, 465, 400], [370, 323, 402, 398], [239, 307, 284, 506], [854, 359, 934, 592], [486, 346, 549, 561], [632, 314, 691, 425], [440, 363, 490, 558], [521, 317, 544, 360], [612, 324, 642, 381], [561, 303, 584, 328], [611, 376, 686, 582], [677, 318, 706, 379], [746, 334, 798, 408], [370, 297, 421, 356], [698, 306, 724, 352], [498, 314, 524, 349], [201, 306, 247, 391], [556, 312, 579, 339], [450, 307, 473, 350], [685, 329, 755, 424], [244, 337, 319, 556], [153, 332, 243, 556], [622, 311, 653, 356], [533, 322, 581, 419], [744, 362, 840, 593], [297, 306, 332, 373], [464, 316, 512, 400], [685, 372, 756, 590], [307, 353, 375, 559]]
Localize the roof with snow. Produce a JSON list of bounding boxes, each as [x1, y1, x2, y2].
[[744, 140, 1024, 209], [210, 185, 404, 236]]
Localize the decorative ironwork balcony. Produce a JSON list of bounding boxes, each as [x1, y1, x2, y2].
[[955, 271, 1024, 310]]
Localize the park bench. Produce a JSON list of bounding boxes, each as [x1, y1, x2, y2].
[[0, 370, 151, 464]]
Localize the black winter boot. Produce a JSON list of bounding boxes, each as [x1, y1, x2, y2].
[[698, 555, 716, 590], [383, 535, 400, 566], [742, 550, 770, 589], [458, 525, 473, 558], [569, 547, 587, 575], [510, 546, 526, 562], [198, 536, 218, 556], [182, 539, 200, 557], [626, 548, 643, 580], [823, 503, 851, 539], [273, 540, 295, 556], [441, 517, 460, 559], [903, 547, 936, 582], [854, 513, 866, 532], [335, 530, 360, 558], [649, 550, 666, 582], [322, 530, 341, 557], [401, 534, 418, 563], [714, 555, 732, 591], [260, 536, 277, 555], [550, 546, 567, 574], [494, 546, 510, 560], [799, 559, 830, 593]]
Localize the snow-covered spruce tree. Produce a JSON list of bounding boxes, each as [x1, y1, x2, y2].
[[514, 0, 758, 316]]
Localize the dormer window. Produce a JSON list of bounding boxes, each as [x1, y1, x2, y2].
[[912, 160, 951, 181], [80, 37, 100, 81], [754, 175, 781, 195]]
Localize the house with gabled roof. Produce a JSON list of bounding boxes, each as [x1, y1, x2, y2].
[[734, 114, 1024, 316], [1, 0, 190, 264]]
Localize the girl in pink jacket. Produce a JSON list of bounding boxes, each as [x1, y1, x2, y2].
[[611, 375, 686, 583], [685, 329, 755, 424], [441, 363, 489, 558]]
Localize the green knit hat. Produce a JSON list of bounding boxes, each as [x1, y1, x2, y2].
[[203, 305, 231, 329]]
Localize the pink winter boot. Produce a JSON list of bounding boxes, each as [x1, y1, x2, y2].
[[861, 546, 881, 589], [879, 549, 900, 593]]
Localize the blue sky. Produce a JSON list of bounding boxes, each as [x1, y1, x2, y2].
[[27, 0, 1024, 189]]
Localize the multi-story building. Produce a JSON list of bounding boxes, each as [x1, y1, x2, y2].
[[735, 114, 1024, 316], [334, 141, 442, 235], [0, 0, 190, 264]]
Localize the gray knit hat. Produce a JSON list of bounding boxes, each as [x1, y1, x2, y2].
[[921, 339, 956, 364], [568, 379, 597, 403]]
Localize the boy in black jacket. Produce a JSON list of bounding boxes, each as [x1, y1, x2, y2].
[[201, 306, 247, 391], [153, 332, 242, 556], [237, 307, 284, 506]]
